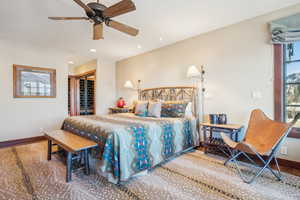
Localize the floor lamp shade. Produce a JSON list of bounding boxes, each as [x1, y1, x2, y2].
[[187, 65, 201, 78]]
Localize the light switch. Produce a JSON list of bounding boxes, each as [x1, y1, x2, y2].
[[251, 91, 262, 99], [280, 146, 288, 155]]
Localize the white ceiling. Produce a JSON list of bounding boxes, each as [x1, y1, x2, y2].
[[1, 0, 300, 66]]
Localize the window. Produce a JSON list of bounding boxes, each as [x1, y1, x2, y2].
[[283, 42, 300, 127], [13, 65, 56, 98], [274, 43, 300, 138]]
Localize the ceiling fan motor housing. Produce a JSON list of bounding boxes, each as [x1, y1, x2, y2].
[[87, 2, 107, 23]]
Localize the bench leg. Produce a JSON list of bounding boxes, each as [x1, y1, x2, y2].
[[66, 152, 73, 182], [47, 140, 52, 161], [84, 149, 90, 175]]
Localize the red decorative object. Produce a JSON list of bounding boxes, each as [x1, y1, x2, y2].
[[117, 97, 126, 108]]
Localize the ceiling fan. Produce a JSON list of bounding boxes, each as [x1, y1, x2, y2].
[[49, 0, 139, 40]]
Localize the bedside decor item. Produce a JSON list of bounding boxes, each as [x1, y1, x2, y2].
[[147, 101, 162, 118], [13, 65, 56, 98], [116, 97, 126, 108], [218, 114, 227, 124], [209, 114, 219, 124], [209, 113, 228, 124]]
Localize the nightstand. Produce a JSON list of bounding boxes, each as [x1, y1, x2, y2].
[[200, 123, 244, 154], [109, 107, 133, 114]]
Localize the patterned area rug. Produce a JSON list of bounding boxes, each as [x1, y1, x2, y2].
[[0, 141, 299, 200]]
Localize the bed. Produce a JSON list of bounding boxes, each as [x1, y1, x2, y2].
[[62, 86, 200, 183]]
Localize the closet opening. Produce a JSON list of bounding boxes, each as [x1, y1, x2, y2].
[[68, 60, 97, 116]]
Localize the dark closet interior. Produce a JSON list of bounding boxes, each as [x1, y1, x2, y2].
[[79, 75, 95, 115], [68, 70, 96, 116]]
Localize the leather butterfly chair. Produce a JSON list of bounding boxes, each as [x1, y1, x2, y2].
[[221, 109, 300, 184]]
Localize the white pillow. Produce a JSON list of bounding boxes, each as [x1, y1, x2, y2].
[[185, 102, 193, 118], [148, 101, 162, 118]]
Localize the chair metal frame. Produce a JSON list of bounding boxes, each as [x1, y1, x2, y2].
[[222, 110, 300, 184]]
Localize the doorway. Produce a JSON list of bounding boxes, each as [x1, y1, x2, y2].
[[68, 70, 96, 116]]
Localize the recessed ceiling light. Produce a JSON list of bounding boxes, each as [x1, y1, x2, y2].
[[68, 61, 74, 65], [90, 49, 97, 52], [137, 45, 142, 49], [159, 37, 163, 41]]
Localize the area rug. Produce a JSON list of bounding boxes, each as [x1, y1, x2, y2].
[[0, 141, 299, 200]]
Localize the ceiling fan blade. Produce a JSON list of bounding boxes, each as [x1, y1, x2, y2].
[[48, 17, 89, 20], [107, 20, 139, 36], [93, 23, 103, 40], [103, 0, 136, 18], [73, 0, 95, 15]]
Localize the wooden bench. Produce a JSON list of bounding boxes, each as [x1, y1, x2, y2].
[[44, 130, 98, 182]]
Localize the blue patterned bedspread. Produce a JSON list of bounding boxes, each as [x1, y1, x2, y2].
[[62, 113, 199, 183]]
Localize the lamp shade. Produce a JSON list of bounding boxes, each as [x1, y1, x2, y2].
[[187, 65, 201, 78], [124, 80, 134, 89]]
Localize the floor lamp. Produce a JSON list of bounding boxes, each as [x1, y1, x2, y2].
[[187, 65, 205, 122]]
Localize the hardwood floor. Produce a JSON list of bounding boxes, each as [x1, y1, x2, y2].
[[0, 136, 45, 149], [279, 166, 300, 176]]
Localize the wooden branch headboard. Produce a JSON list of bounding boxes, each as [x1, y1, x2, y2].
[[138, 86, 199, 117]]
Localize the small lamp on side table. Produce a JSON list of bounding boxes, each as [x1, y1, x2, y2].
[[124, 80, 141, 99], [124, 80, 134, 89]]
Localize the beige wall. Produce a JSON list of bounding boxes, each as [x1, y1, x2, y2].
[[116, 5, 300, 162], [96, 59, 116, 115], [0, 41, 116, 141], [0, 40, 69, 141], [69, 59, 97, 75]]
